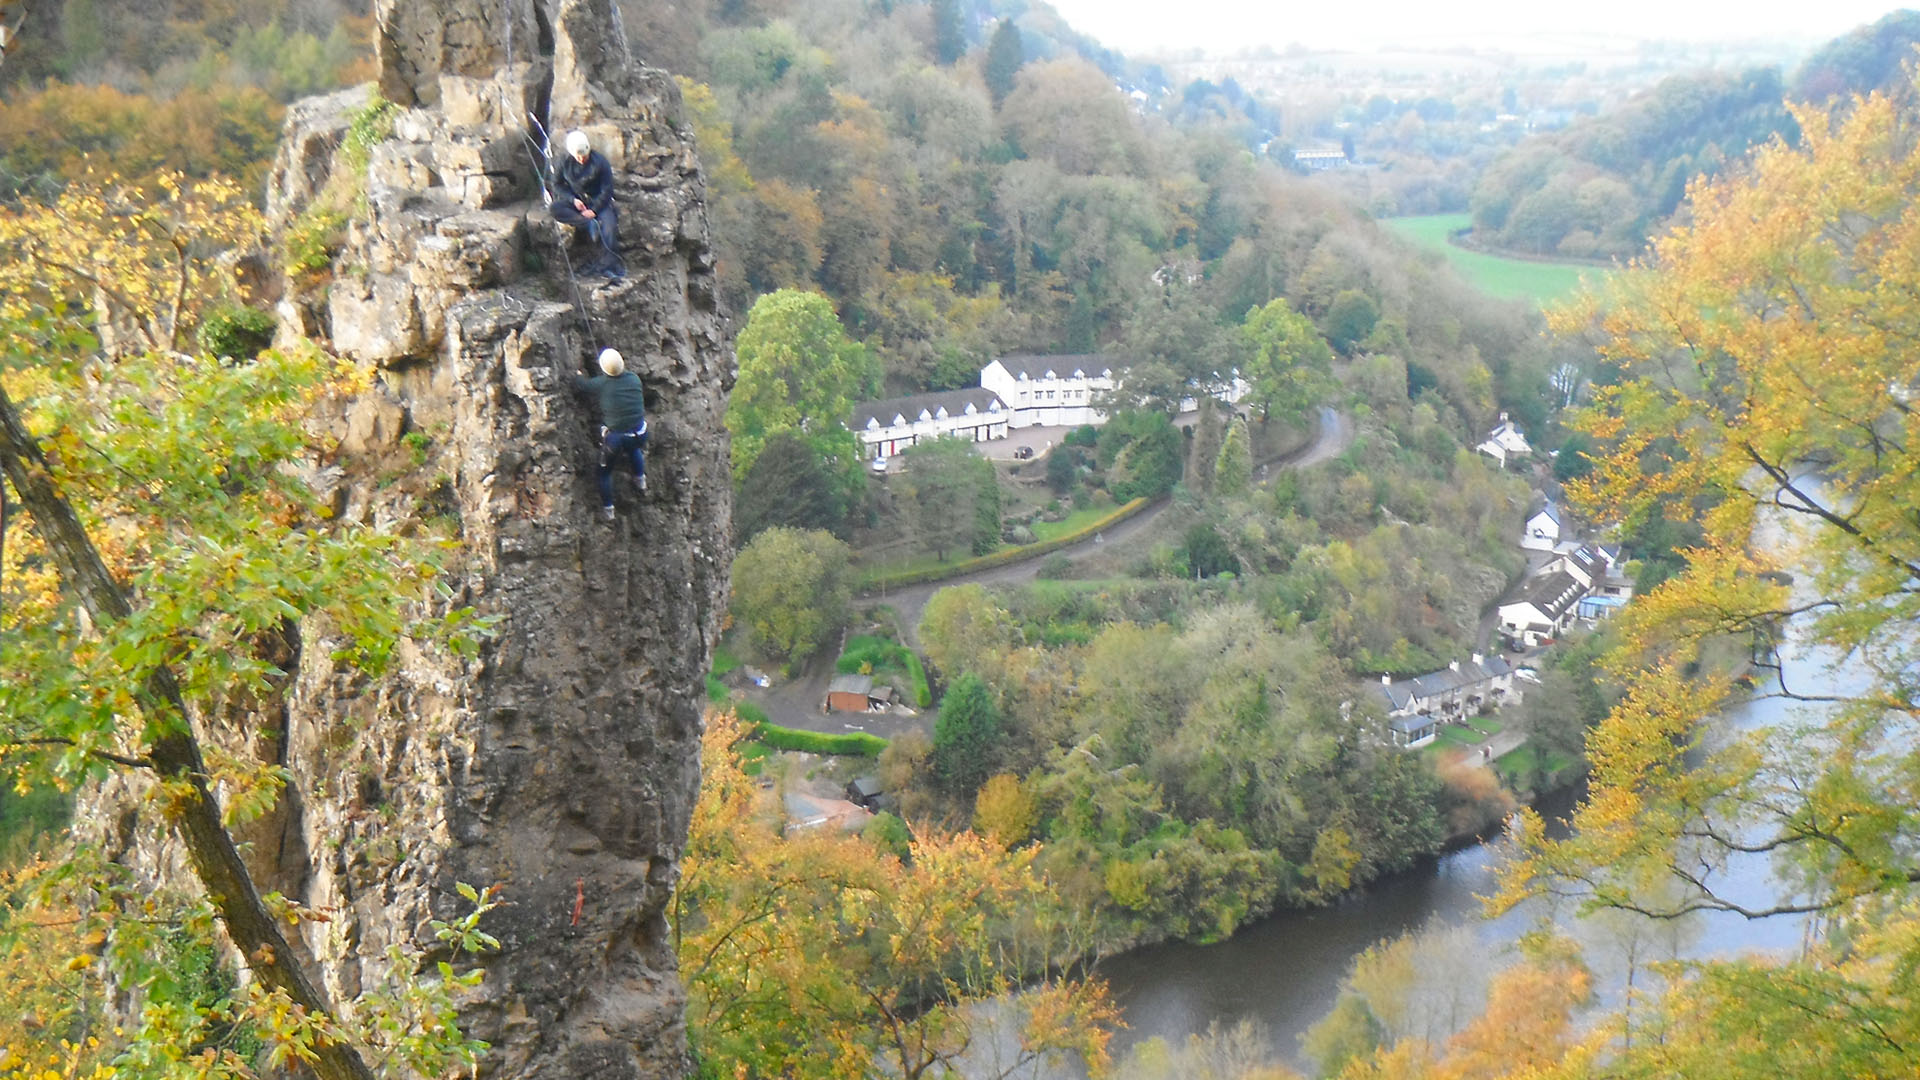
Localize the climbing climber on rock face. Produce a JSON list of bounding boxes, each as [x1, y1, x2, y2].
[[552, 129, 624, 279], [574, 347, 647, 521]]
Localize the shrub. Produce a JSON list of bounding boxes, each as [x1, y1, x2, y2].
[[284, 206, 346, 276], [195, 304, 276, 360]]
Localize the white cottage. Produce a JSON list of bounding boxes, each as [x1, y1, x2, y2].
[[851, 388, 1010, 460], [1521, 501, 1562, 551], [979, 354, 1119, 429], [1496, 571, 1587, 648], [1372, 654, 1521, 748], [1476, 411, 1533, 468]]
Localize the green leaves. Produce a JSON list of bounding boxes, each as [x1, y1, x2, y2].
[[725, 289, 879, 484]]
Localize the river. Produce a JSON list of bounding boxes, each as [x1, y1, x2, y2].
[[1096, 566, 1847, 1072]]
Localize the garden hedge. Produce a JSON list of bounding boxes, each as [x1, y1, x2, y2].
[[857, 497, 1151, 592]]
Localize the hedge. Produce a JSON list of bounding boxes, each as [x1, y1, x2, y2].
[[753, 721, 888, 757], [857, 497, 1151, 592]]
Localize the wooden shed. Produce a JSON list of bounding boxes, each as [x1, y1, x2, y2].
[[826, 673, 875, 713]]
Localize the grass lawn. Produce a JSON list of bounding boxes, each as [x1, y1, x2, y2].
[[1466, 716, 1504, 737], [1493, 744, 1578, 787], [1031, 505, 1113, 543], [1432, 724, 1482, 751], [1384, 214, 1606, 307]]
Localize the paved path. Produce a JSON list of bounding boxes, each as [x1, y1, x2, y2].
[[737, 407, 1354, 737]]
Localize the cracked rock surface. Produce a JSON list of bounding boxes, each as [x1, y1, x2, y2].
[[92, 2, 732, 1076]]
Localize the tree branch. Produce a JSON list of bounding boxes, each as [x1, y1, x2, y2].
[[5, 736, 155, 771], [1742, 443, 1920, 580], [0, 379, 377, 1080]]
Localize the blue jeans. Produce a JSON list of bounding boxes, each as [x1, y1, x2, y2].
[[552, 201, 619, 263], [597, 423, 646, 507]]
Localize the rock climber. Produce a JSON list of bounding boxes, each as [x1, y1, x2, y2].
[[574, 347, 647, 520], [551, 129, 624, 279]]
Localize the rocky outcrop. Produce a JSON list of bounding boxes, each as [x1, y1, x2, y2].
[[121, 3, 730, 1076]]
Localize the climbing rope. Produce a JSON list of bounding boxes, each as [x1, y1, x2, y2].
[[495, 0, 603, 356]]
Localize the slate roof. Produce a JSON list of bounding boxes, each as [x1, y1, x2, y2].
[[1506, 570, 1586, 621], [827, 674, 875, 696], [851, 388, 1007, 430], [989, 353, 1123, 381], [1371, 656, 1515, 713], [1555, 545, 1602, 583], [1531, 501, 1561, 525]]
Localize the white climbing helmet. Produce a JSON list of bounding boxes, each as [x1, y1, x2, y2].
[[566, 130, 591, 157], [598, 348, 625, 376]]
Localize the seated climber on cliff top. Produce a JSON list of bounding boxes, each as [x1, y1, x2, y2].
[[552, 130, 625, 279], [574, 347, 647, 521]]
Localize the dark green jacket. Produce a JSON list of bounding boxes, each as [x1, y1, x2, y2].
[[575, 371, 646, 433]]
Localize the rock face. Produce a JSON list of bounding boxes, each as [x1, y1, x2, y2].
[[178, 3, 729, 1076]]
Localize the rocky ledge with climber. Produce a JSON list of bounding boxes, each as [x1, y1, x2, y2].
[[226, 1, 737, 1078]]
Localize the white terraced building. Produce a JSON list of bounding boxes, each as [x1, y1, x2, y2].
[[851, 388, 1011, 460], [979, 354, 1120, 428], [1372, 654, 1521, 748]]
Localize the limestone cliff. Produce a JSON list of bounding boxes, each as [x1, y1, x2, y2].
[[128, 1, 729, 1074]]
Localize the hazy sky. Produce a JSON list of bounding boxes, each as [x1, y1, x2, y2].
[[1039, 0, 1911, 54]]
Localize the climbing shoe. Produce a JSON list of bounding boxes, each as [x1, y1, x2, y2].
[[636, 474, 648, 493], [600, 505, 616, 522]]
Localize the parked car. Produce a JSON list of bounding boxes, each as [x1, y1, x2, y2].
[[1013, 445, 1035, 460], [870, 455, 889, 474]]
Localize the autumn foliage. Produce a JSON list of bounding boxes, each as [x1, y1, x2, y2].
[[676, 711, 1118, 1080]]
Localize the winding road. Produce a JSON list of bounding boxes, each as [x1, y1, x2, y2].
[[875, 406, 1354, 645], [738, 407, 1355, 737]]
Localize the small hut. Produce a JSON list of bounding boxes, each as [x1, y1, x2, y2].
[[826, 673, 875, 713]]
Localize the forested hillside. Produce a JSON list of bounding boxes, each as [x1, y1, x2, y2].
[[1466, 9, 1920, 261], [649, 0, 1555, 430], [0, 0, 371, 198]]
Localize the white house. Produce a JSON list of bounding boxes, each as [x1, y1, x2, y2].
[[1521, 501, 1562, 551], [1372, 654, 1521, 748], [981, 353, 1253, 430], [1476, 412, 1533, 468], [1542, 544, 1604, 589], [979, 354, 1119, 429], [1294, 145, 1348, 170], [851, 388, 1010, 460], [1497, 571, 1587, 648]]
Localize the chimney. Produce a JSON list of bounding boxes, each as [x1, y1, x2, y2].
[[1381, 674, 1392, 685], [1471, 652, 1483, 666], [1448, 660, 1461, 672], [1498, 410, 1509, 424]]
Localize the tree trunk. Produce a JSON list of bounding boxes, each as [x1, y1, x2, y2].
[[0, 381, 376, 1080]]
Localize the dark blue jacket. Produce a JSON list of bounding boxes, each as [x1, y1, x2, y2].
[[575, 372, 646, 434], [556, 151, 615, 214]]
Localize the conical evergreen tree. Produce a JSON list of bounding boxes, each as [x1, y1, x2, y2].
[[984, 18, 1024, 107]]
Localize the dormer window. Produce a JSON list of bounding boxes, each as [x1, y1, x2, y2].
[[1043, 369, 1057, 379], [935, 407, 949, 419], [1018, 372, 1028, 381], [866, 417, 879, 430], [918, 409, 932, 422], [891, 413, 907, 426], [964, 403, 977, 415]]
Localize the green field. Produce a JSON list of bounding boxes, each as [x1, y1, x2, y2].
[[1384, 214, 1606, 306]]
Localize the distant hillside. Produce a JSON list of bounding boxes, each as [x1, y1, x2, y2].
[[1791, 9, 1920, 102], [1466, 66, 1795, 259], [1465, 11, 1920, 262]]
